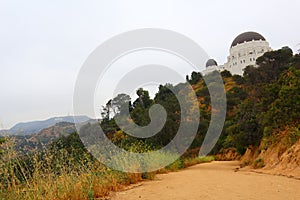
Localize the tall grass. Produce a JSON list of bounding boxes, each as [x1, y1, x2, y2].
[[0, 136, 214, 199], [183, 156, 215, 168], [0, 137, 143, 200]]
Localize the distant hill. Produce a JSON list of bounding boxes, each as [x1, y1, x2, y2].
[[1, 116, 90, 136], [14, 121, 77, 152]]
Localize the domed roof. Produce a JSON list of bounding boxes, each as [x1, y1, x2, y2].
[[231, 31, 266, 47], [206, 59, 218, 68]]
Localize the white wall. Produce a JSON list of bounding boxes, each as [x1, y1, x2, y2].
[[224, 40, 271, 76]]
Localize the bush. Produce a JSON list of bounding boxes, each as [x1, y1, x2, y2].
[[232, 74, 245, 85], [221, 70, 232, 78], [253, 158, 265, 169]]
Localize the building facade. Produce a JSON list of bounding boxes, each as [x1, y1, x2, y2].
[[203, 31, 272, 76]]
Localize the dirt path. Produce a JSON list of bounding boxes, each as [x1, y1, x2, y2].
[[111, 161, 300, 200]]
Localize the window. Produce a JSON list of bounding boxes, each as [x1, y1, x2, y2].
[[250, 58, 252, 61]]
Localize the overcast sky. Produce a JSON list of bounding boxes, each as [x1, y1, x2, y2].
[[1, 0, 299, 129]]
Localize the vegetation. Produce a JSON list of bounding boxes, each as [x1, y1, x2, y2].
[[253, 158, 265, 169], [0, 133, 214, 199], [0, 137, 5, 154], [0, 136, 142, 199], [223, 47, 300, 154], [1, 46, 299, 199]]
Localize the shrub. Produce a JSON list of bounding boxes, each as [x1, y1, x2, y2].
[[253, 158, 265, 169]]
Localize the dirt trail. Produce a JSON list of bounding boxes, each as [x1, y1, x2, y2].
[[111, 161, 300, 200]]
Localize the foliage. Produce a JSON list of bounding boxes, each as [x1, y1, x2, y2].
[[188, 71, 202, 84], [221, 70, 232, 78], [0, 134, 215, 199], [223, 48, 300, 154], [96, 47, 300, 156], [0, 137, 5, 155], [2, 46, 300, 199], [253, 158, 265, 169]]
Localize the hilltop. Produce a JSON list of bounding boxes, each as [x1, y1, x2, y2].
[[0, 46, 299, 199], [1, 115, 90, 136]]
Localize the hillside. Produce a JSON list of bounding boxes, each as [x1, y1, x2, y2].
[[0, 47, 299, 199], [2, 115, 90, 136], [213, 47, 300, 175], [13, 121, 77, 152], [76, 46, 300, 171], [241, 126, 300, 178], [100, 46, 300, 173]]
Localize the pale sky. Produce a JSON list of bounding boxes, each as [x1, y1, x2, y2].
[[1, 0, 299, 128]]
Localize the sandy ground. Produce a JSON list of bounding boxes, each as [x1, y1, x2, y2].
[[110, 161, 300, 200]]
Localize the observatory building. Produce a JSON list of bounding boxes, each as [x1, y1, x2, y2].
[[203, 31, 272, 76]]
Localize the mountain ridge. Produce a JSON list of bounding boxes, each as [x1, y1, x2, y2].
[[0, 115, 91, 136]]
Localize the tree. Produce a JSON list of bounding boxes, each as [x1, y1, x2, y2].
[[111, 94, 132, 116], [225, 100, 263, 154], [221, 70, 232, 78], [130, 89, 154, 127], [224, 48, 300, 154], [232, 74, 245, 85], [189, 71, 202, 84], [100, 99, 112, 121], [260, 67, 300, 129], [150, 84, 181, 147], [133, 88, 153, 109], [0, 138, 5, 155], [245, 47, 294, 84]]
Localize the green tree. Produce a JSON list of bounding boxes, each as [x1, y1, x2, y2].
[[130, 89, 154, 127], [0, 137, 5, 155], [260, 67, 300, 129], [244, 47, 293, 85], [189, 71, 202, 84], [221, 70, 232, 78], [111, 93, 132, 116], [134, 88, 153, 109]]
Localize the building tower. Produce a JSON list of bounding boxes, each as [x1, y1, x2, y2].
[[202, 59, 219, 75], [224, 31, 271, 75]]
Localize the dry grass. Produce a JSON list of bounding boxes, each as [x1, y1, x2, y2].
[[183, 156, 215, 168], [0, 137, 214, 199], [0, 137, 144, 200]]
